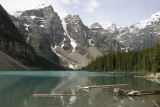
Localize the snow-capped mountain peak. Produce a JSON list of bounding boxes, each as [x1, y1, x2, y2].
[[106, 22, 118, 33], [151, 12, 160, 19], [107, 22, 117, 28], [13, 10, 22, 18], [90, 22, 103, 29], [35, 3, 50, 10], [64, 14, 81, 25], [13, 4, 51, 18], [134, 12, 160, 29]]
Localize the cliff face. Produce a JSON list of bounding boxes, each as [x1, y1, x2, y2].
[[0, 5, 24, 41], [11, 5, 62, 63], [0, 38, 35, 65], [61, 15, 90, 54], [88, 23, 121, 53], [0, 5, 35, 65]]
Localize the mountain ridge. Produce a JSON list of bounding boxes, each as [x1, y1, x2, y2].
[[11, 4, 160, 69]]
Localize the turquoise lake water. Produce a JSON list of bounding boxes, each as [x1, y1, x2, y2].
[[0, 71, 159, 107]]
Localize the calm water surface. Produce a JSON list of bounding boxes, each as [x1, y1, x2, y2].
[[0, 71, 160, 107]]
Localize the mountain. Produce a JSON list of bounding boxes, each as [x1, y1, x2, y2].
[[0, 4, 66, 71], [11, 4, 121, 69], [11, 4, 60, 63], [88, 22, 121, 53], [113, 12, 160, 50], [10, 4, 160, 69]]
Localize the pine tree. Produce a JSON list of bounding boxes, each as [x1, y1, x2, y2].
[[152, 43, 160, 72], [85, 43, 160, 72]]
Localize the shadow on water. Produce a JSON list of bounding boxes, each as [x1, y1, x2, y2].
[[0, 76, 60, 107]]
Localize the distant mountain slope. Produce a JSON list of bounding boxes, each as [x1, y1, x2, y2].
[[106, 13, 160, 50], [0, 51, 30, 71]]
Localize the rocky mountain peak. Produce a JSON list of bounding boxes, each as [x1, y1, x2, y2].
[[133, 12, 160, 30], [106, 22, 118, 33], [13, 4, 56, 20], [12, 4, 63, 63], [73, 15, 81, 20], [62, 14, 90, 54], [13, 4, 53, 18], [107, 22, 117, 28], [13, 10, 23, 18], [64, 14, 82, 24], [21, 5, 56, 19], [35, 3, 51, 10], [90, 22, 103, 29]]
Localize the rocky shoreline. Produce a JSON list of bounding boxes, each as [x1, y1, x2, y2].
[[145, 73, 160, 84]]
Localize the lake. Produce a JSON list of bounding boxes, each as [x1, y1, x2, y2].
[[0, 71, 160, 107]]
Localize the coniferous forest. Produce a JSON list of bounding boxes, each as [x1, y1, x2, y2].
[[85, 43, 160, 72]]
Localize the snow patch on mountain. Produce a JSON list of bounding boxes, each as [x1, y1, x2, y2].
[[107, 22, 118, 33], [89, 39, 94, 46], [62, 19, 77, 51], [40, 25, 44, 27], [24, 23, 30, 31], [84, 31, 87, 38], [26, 37, 30, 43], [61, 38, 66, 48], [51, 46, 77, 69]]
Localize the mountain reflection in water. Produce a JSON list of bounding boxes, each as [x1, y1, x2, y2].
[[0, 71, 159, 107]]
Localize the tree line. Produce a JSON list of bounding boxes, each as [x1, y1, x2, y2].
[[85, 43, 160, 72]]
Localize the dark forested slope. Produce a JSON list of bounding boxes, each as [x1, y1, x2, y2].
[[85, 43, 160, 72]]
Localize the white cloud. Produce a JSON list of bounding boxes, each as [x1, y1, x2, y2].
[[84, 0, 99, 13]]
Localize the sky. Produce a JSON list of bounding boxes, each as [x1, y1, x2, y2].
[[1, 0, 160, 28]]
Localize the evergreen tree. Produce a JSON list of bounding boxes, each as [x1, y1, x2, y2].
[[152, 43, 160, 72], [85, 44, 160, 72]]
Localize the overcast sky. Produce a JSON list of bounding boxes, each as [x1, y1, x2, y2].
[[1, 0, 160, 28]]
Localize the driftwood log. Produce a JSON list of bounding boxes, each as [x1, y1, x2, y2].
[[114, 88, 160, 96], [77, 83, 130, 91], [33, 94, 81, 97]]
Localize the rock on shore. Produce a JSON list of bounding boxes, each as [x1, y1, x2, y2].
[[145, 73, 160, 84]]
